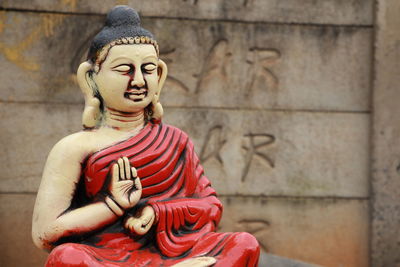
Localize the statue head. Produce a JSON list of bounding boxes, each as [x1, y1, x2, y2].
[[77, 6, 167, 128]]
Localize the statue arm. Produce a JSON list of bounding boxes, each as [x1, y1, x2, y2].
[[125, 186, 221, 238], [149, 171, 222, 226], [32, 134, 119, 251], [144, 140, 223, 257], [150, 194, 222, 230], [147, 178, 222, 258], [150, 136, 222, 230]]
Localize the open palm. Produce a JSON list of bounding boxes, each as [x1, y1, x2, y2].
[[109, 157, 142, 210]]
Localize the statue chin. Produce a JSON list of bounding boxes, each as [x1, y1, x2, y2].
[[32, 5, 260, 267]]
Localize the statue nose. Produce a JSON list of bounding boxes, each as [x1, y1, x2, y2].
[[130, 71, 145, 87]]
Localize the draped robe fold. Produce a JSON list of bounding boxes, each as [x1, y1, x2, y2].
[[45, 123, 260, 267]]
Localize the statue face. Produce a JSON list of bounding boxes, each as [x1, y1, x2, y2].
[[94, 44, 160, 113]]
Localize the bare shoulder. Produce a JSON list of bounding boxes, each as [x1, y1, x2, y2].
[[48, 130, 98, 163], [39, 130, 101, 186]]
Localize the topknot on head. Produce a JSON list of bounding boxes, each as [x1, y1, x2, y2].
[[105, 5, 141, 28], [87, 5, 158, 63]]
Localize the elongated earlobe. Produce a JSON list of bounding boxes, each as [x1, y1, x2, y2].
[[77, 62, 101, 129], [150, 59, 168, 121]]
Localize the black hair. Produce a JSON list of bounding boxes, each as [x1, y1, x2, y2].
[[87, 5, 155, 62]]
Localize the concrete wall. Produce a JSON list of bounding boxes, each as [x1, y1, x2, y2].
[[371, 0, 400, 266], [0, 0, 396, 266]]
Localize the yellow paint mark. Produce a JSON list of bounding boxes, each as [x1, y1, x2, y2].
[[0, 13, 64, 71], [0, 22, 42, 71], [115, 0, 129, 5], [62, 0, 78, 9], [40, 14, 64, 37]]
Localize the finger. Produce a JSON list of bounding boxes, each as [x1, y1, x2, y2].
[[124, 217, 133, 230], [123, 157, 131, 180], [118, 158, 125, 180], [112, 163, 119, 184], [134, 176, 142, 190], [131, 167, 137, 178], [130, 219, 140, 232], [125, 217, 139, 232]]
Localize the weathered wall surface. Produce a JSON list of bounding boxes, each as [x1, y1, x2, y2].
[[371, 0, 400, 266], [1, 0, 394, 266], [1, 0, 373, 25]]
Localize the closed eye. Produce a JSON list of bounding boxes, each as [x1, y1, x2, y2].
[[142, 63, 157, 74], [112, 64, 133, 73]]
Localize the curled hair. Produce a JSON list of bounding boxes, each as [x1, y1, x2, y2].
[[87, 5, 158, 64]]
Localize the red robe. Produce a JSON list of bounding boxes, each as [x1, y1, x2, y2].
[[45, 123, 260, 267]]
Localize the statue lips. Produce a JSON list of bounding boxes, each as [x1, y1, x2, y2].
[[124, 86, 148, 102]]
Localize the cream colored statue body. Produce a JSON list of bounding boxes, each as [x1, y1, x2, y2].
[[32, 44, 215, 267]]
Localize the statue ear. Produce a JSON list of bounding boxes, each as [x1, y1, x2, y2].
[[157, 59, 168, 95], [77, 62, 101, 129], [150, 59, 168, 121]]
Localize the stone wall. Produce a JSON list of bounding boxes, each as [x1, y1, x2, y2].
[[0, 0, 396, 266]]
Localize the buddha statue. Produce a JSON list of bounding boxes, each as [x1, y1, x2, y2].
[[32, 6, 260, 267]]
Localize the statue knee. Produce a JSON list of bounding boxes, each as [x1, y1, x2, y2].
[[46, 243, 90, 266]]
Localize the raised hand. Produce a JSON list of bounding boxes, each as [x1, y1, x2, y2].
[[108, 157, 142, 211], [124, 205, 155, 235]]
